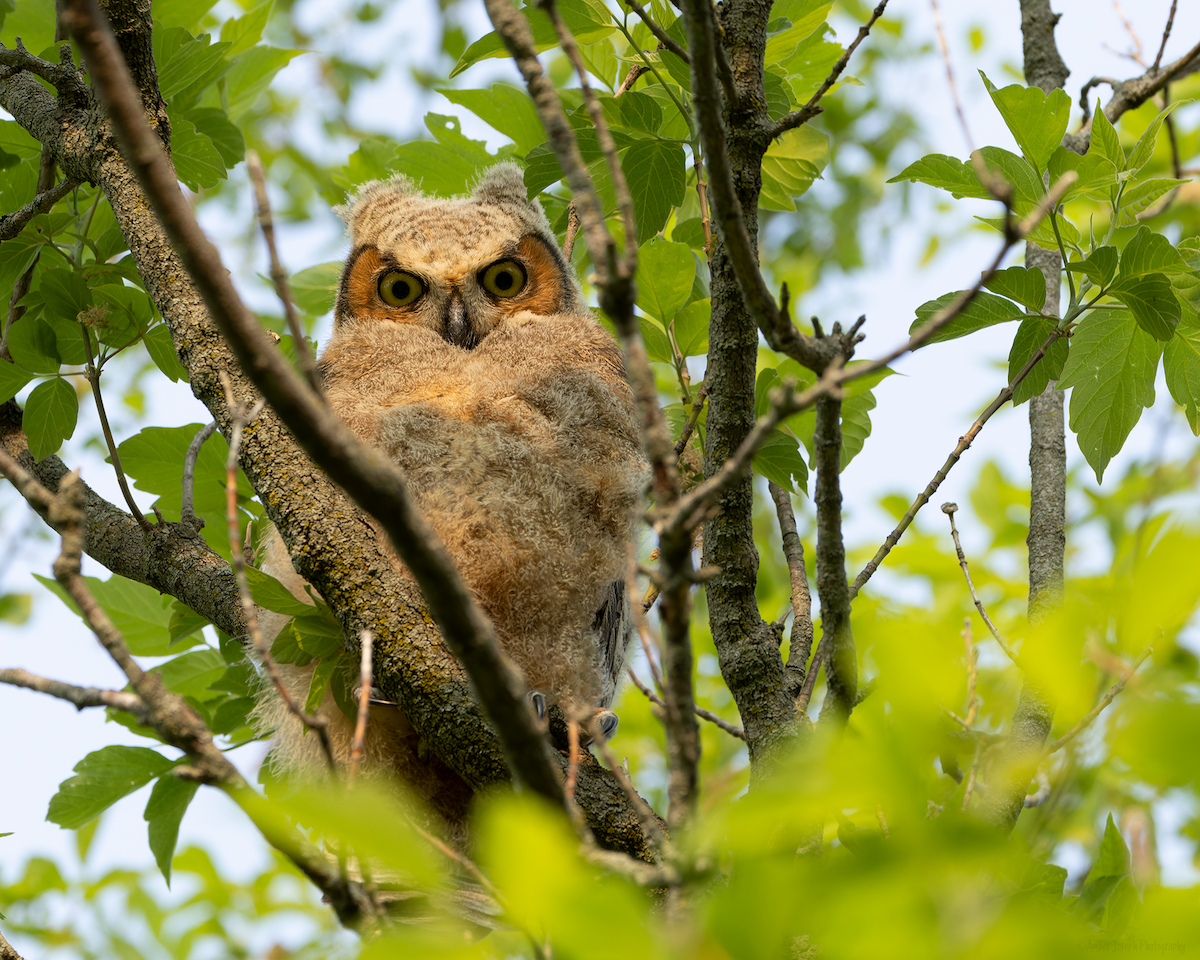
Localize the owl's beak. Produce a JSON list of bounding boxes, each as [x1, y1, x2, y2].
[[443, 293, 478, 350]]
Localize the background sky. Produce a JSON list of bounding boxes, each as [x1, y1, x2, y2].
[[1, 0, 1198, 914]]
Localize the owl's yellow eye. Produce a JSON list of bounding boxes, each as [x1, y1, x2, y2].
[[481, 260, 527, 298], [378, 271, 423, 307]]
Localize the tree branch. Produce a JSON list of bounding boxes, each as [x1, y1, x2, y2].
[[941, 503, 1019, 664], [1045, 648, 1152, 754], [769, 481, 812, 700], [0, 667, 148, 721], [0, 177, 77, 242]]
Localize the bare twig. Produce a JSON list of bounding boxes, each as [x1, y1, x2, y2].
[[66, 0, 567, 809], [851, 326, 1066, 598], [82, 330, 154, 531], [941, 503, 1020, 664], [218, 372, 337, 775], [795, 632, 828, 715], [615, 62, 649, 96], [561, 201, 580, 260], [0, 667, 148, 721], [962, 619, 978, 726], [179, 420, 217, 536], [929, 0, 974, 152], [1152, 0, 1178, 72], [1045, 647, 1152, 753], [628, 668, 746, 740], [672, 385, 707, 459], [766, 0, 890, 139], [0, 39, 88, 97], [0, 177, 76, 243], [624, 0, 689, 64], [247, 150, 321, 393], [769, 481, 813, 700], [349, 629, 374, 782]]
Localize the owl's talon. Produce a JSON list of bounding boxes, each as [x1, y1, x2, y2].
[[527, 690, 547, 723], [351, 683, 397, 706], [594, 709, 619, 741]]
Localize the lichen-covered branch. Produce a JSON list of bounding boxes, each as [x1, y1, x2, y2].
[[0, 668, 148, 721]]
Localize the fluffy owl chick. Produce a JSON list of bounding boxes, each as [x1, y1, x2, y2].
[[257, 164, 647, 810]]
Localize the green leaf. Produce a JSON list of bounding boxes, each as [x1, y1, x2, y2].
[[0, 591, 31, 624], [23, 376, 78, 461], [439, 84, 546, 157], [760, 125, 828, 211], [752, 430, 808, 495], [636, 241, 695, 321], [218, 0, 272, 56], [91, 284, 152, 347], [144, 775, 199, 886], [1008, 316, 1069, 405], [983, 266, 1046, 312], [143, 324, 189, 383], [155, 28, 231, 108], [154, 649, 226, 699], [1087, 813, 1131, 883], [0, 119, 44, 160], [185, 107, 245, 169], [1110, 273, 1180, 340], [1064, 246, 1118, 288], [638, 314, 672, 364], [1089, 100, 1124, 169], [289, 261, 342, 316], [979, 73, 1071, 172], [387, 127, 497, 198], [910, 290, 1027, 345], [763, 2, 831, 64], [1164, 326, 1200, 434], [672, 298, 710, 358], [0, 361, 32, 403], [292, 610, 344, 658], [244, 566, 314, 618], [622, 140, 686, 242], [224, 46, 302, 119], [1124, 100, 1184, 173], [170, 117, 226, 191], [1058, 309, 1162, 481], [305, 656, 340, 715], [1115, 178, 1187, 226], [975, 145, 1045, 206], [1117, 225, 1193, 280], [168, 600, 208, 647], [1046, 147, 1118, 202], [6, 317, 60, 374], [39, 268, 91, 324], [47, 746, 175, 830]]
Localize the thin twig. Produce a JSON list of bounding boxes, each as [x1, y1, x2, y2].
[[565, 718, 582, 803], [591, 724, 674, 861], [929, 0, 973, 152], [628, 668, 746, 739], [960, 740, 983, 812], [765, 0, 890, 140], [794, 633, 827, 714], [850, 326, 1067, 598], [0, 177, 76, 243], [0, 667, 148, 721], [561, 201, 580, 260], [962, 618, 978, 726], [624, 0, 689, 64], [769, 481, 813, 700], [218, 372, 337, 775], [246, 151, 321, 394], [941, 503, 1020, 664], [1152, 0, 1177, 72], [1045, 647, 1152, 753], [82, 329, 153, 531], [615, 62, 649, 95], [349, 629, 373, 782], [672, 385, 707, 459], [179, 420, 216, 536]]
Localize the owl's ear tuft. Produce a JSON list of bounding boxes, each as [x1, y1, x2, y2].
[[472, 162, 529, 207], [334, 174, 422, 227]]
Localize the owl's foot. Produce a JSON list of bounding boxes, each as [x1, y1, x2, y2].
[[351, 683, 397, 706], [593, 709, 619, 742], [527, 690, 549, 729]]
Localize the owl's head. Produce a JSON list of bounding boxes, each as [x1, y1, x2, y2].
[[332, 163, 587, 349]]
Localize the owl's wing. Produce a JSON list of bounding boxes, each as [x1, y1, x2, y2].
[[592, 579, 634, 709]]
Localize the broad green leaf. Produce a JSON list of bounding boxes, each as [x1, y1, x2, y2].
[[0, 1, 56, 56], [155, 649, 226, 699], [143, 324, 189, 383], [0, 361, 32, 403], [171, 118, 226, 191], [224, 46, 302, 119], [752, 430, 808, 495], [1047, 147, 1118, 202], [186, 107, 245, 169], [1118, 226, 1193, 280], [47, 746, 175, 830], [1124, 100, 1184, 173], [0, 119, 43, 160], [289, 261, 342, 316], [153, 0, 219, 30], [976, 145, 1045, 206], [1164, 326, 1200, 434], [909, 289, 1027, 345], [1008, 316, 1068, 405], [638, 314, 672, 364], [979, 73, 1071, 172], [144, 775, 199, 886], [5, 317, 60, 375], [1089, 100, 1124, 169], [672, 298, 710, 358], [292, 610, 344, 658], [1111, 690, 1200, 787], [1064, 246, 1118, 288], [983, 266, 1046, 312], [439, 84, 546, 157], [42, 314, 88, 365], [155, 28, 231, 108], [760, 126, 828, 211], [0, 592, 31, 624], [636, 241, 695, 321], [763, 2, 831, 64], [1116, 178, 1187, 226], [452, 9, 558, 76], [763, 69, 795, 121], [388, 127, 497, 198], [1058, 309, 1162, 481], [305, 656, 340, 715], [91, 284, 153, 346], [787, 377, 884, 472], [887, 154, 991, 200], [0, 232, 43, 295], [23, 376, 78, 461], [168, 600, 208, 646], [622, 139, 686, 242], [218, 0, 271, 56], [38, 268, 91, 324], [1110, 273, 1180, 341], [781, 27, 842, 100], [1087, 813, 1131, 883], [244, 566, 315, 618]]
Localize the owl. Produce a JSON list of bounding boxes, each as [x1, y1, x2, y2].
[[255, 163, 648, 832]]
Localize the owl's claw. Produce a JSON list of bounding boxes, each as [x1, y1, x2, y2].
[[527, 690, 548, 725], [351, 683, 397, 706], [594, 709, 619, 742]]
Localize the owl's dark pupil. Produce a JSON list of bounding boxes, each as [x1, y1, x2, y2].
[[495, 271, 514, 290], [391, 279, 411, 300]]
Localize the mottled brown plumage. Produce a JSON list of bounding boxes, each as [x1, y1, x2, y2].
[[255, 164, 647, 832]]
